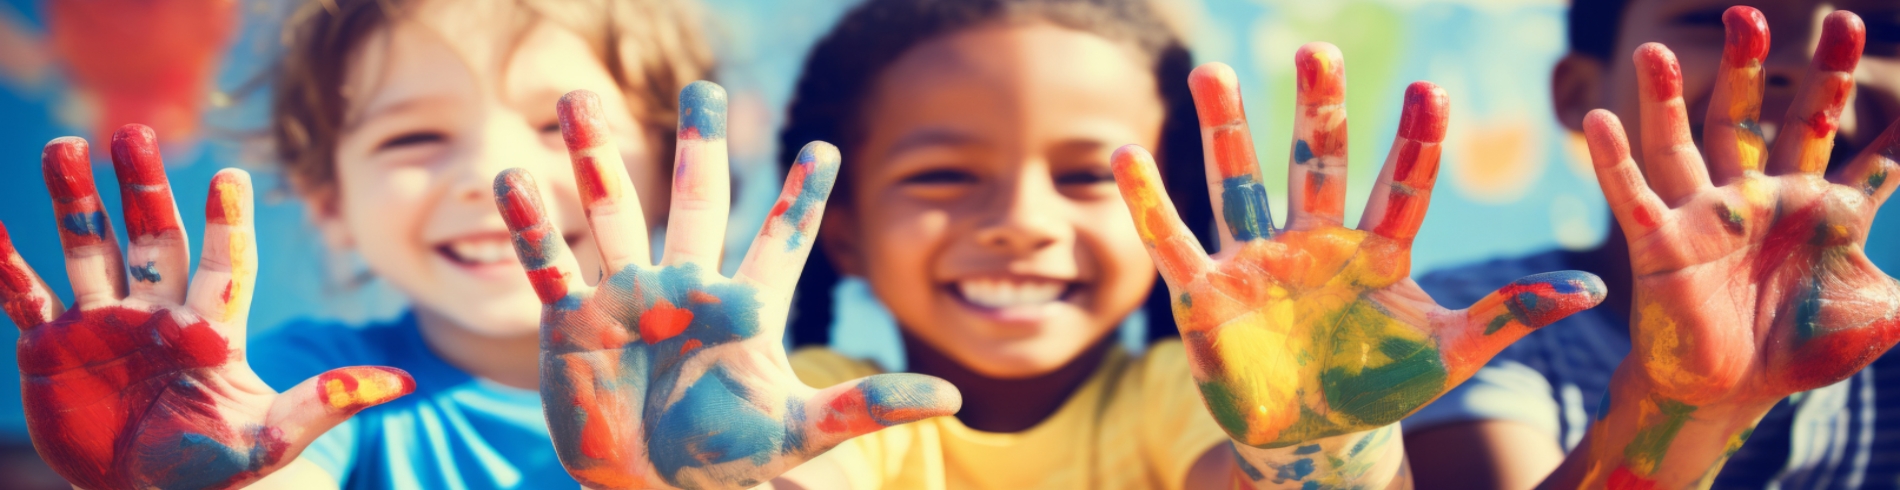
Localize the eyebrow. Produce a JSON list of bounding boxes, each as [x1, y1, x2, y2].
[[883, 128, 984, 157], [343, 95, 452, 134]]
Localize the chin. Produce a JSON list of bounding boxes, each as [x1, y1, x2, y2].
[[955, 334, 1107, 379]]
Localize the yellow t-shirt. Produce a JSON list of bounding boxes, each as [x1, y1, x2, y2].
[[790, 340, 1230, 490]]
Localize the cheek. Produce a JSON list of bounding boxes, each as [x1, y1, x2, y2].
[[861, 206, 952, 298], [339, 167, 434, 255], [1079, 202, 1155, 309]]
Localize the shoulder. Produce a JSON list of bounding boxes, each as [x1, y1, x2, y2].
[[248, 314, 417, 392], [791, 347, 885, 388]]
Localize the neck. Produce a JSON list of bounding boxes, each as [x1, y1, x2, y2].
[[1568, 225, 1634, 320], [414, 308, 542, 390], [902, 333, 1115, 433]]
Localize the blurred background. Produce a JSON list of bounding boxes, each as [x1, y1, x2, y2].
[[0, 0, 1892, 486]]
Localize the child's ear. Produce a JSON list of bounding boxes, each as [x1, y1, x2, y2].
[[1551, 52, 1606, 133], [818, 204, 863, 277]]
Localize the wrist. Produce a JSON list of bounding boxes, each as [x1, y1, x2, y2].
[[1229, 425, 1405, 489], [1572, 365, 1774, 489]]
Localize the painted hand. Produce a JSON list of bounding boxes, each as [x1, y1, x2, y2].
[[1568, 8, 1900, 488], [1113, 49, 1606, 450], [500, 84, 959, 490], [0, 125, 413, 490]]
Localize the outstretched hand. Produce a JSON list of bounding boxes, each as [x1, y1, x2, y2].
[[1563, 8, 1900, 488], [1, 125, 412, 490], [501, 84, 959, 490]]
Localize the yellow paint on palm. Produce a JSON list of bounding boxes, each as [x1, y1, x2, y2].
[[1739, 175, 1775, 209], [1211, 301, 1310, 443], [1639, 302, 1709, 392], [1727, 62, 1766, 173]]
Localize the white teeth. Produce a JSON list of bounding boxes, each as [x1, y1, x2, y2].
[[957, 278, 1066, 309], [447, 239, 515, 265]]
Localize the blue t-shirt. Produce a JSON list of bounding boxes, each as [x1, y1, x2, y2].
[[250, 312, 578, 489], [1403, 251, 1898, 489]]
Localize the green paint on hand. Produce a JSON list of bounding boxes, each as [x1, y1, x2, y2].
[[1319, 335, 1448, 427], [1484, 314, 1513, 335], [1623, 397, 1697, 474]]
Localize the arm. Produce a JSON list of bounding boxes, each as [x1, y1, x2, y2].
[[499, 86, 957, 490], [1543, 8, 1900, 488], [1118, 47, 1605, 489], [1, 126, 410, 490]]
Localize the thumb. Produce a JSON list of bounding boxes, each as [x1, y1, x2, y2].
[[800, 374, 960, 452], [267, 366, 415, 446], [1439, 271, 1606, 381]]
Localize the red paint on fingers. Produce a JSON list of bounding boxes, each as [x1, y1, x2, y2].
[[1392, 141, 1442, 185], [816, 389, 881, 435], [559, 90, 610, 151], [111, 124, 182, 238], [1295, 44, 1345, 104], [1302, 174, 1343, 215], [525, 268, 569, 304], [0, 223, 48, 328], [1188, 63, 1246, 128], [1372, 190, 1424, 241], [1816, 11, 1864, 73], [1723, 6, 1770, 66], [1209, 127, 1259, 178], [42, 137, 111, 247], [1398, 82, 1448, 143], [1636, 44, 1683, 101], [205, 171, 246, 226]]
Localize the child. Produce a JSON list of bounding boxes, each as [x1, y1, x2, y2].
[[1402, 3, 1900, 489], [491, 0, 1606, 488], [0, 0, 712, 488]]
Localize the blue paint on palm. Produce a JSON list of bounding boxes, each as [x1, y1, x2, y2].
[[1222, 176, 1273, 240], [650, 366, 785, 484], [678, 81, 727, 140]]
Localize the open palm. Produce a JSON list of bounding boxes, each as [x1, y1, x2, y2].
[[1113, 49, 1606, 449], [1588, 10, 1900, 406], [501, 85, 958, 490], [1, 126, 411, 490]]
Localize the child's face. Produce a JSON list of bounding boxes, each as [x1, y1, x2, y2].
[[1565, 0, 1900, 169], [827, 23, 1163, 378], [321, 2, 663, 337]]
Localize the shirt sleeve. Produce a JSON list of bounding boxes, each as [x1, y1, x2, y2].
[[1402, 359, 1561, 439], [1136, 341, 1233, 490]]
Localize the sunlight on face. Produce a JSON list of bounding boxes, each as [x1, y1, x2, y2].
[[834, 22, 1164, 378], [325, 0, 660, 338]]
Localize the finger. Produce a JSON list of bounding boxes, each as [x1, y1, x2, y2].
[[1359, 81, 1448, 246], [1189, 62, 1274, 250], [737, 142, 839, 294], [1287, 43, 1349, 230], [186, 170, 257, 330], [1113, 145, 1213, 285], [110, 124, 190, 305], [1585, 110, 1670, 237], [1702, 6, 1771, 184], [560, 90, 651, 272], [0, 221, 65, 328], [1768, 11, 1863, 176], [800, 374, 959, 453], [496, 168, 587, 306], [1438, 271, 1606, 380], [42, 137, 125, 306], [1833, 117, 1900, 212], [267, 366, 414, 449], [1632, 43, 1712, 204], [661, 81, 731, 270]]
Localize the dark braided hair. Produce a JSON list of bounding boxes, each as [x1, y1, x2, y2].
[[778, 0, 1215, 348]]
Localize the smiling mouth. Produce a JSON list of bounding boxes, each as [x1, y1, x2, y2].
[[435, 233, 579, 267], [950, 277, 1080, 310]]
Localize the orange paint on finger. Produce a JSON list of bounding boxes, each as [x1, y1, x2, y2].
[[1210, 126, 1259, 178], [1302, 173, 1343, 215], [318, 367, 415, 412], [1296, 46, 1344, 104], [1189, 64, 1246, 128]]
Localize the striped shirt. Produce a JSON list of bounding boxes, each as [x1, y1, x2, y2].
[[1404, 251, 1899, 489]]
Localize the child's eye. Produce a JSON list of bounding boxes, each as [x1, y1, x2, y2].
[[378, 131, 446, 151], [540, 122, 562, 134], [1054, 168, 1115, 186], [901, 169, 978, 185]]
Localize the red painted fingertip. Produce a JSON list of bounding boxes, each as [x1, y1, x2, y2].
[[41, 137, 94, 202], [1723, 6, 1770, 66], [109, 124, 165, 185], [1398, 81, 1449, 143], [1295, 42, 1345, 103], [1817, 11, 1865, 73], [1188, 62, 1246, 128], [1635, 43, 1683, 101], [493, 169, 545, 231], [204, 171, 248, 226], [558, 90, 609, 151]]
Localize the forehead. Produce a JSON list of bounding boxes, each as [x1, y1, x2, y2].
[[339, 0, 609, 123], [863, 22, 1161, 139]]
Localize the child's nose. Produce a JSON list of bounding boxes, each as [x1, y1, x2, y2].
[[452, 118, 550, 204], [973, 172, 1067, 253]]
